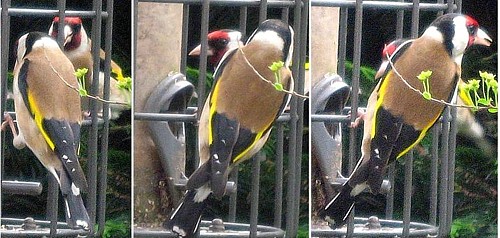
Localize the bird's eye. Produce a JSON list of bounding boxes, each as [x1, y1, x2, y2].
[[73, 24, 81, 32], [467, 25, 477, 35]]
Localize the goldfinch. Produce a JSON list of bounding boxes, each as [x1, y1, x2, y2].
[[49, 16, 130, 118], [165, 19, 295, 237], [377, 38, 491, 153], [319, 13, 492, 228], [12, 32, 90, 229]]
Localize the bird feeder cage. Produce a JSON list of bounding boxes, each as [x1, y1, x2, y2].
[[133, 0, 308, 236], [1, 1, 114, 236]]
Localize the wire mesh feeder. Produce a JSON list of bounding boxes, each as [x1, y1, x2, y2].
[[311, 217, 438, 238], [1, 1, 115, 236], [0, 218, 89, 237], [134, 219, 285, 237]]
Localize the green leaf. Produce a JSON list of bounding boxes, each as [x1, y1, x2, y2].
[[479, 71, 496, 82], [78, 88, 88, 96], [423, 91, 432, 100], [477, 98, 490, 106], [488, 108, 497, 113], [273, 83, 284, 91], [469, 79, 481, 90], [417, 70, 433, 82], [269, 61, 284, 72]]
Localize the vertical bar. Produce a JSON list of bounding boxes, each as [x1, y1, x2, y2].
[[385, 163, 395, 219], [47, 175, 59, 236], [396, 0, 404, 38], [88, 1, 104, 235], [454, 0, 461, 13], [274, 124, 284, 228], [249, 153, 263, 238], [56, 0, 66, 47], [197, 0, 210, 113], [337, 8, 348, 78], [294, 0, 308, 233], [195, 0, 210, 169], [446, 107, 458, 233], [96, 0, 114, 236], [437, 0, 444, 16], [446, 0, 455, 13], [438, 108, 450, 236], [430, 125, 439, 225], [0, 0, 11, 223], [228, 5, 248, 222], [228, 169, 238, 222], [402, 151, 413, 237], [239, 6, 247, 36], [388, 0, 403, 215], [180, 4, 190, 74], [281, 7, 289, 23], [259, 0, 268, 23], [385, 0, 404, 221], [346, 0, 363, 236], [285, 0, 302, 235]]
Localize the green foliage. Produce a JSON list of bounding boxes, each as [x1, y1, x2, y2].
[[461, 71, 498, 112], [74, 67, 89, 96], [417, 70, 433, 100], [102, 215, 130, 238], [116, 76, 132, 92], [451, 217, 477, 238], [269, 61, 285, 91]]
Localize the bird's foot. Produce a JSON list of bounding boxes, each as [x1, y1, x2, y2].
[[348, 108, 366, 128]]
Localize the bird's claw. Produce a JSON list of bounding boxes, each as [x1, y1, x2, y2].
[[348, 108, 366, 128]]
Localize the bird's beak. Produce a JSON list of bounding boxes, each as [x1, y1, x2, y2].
[[374, 60, 389, 80], [188, 44, 214, 56], [63, 25, 74, 46], [474, 28, 493, 47]]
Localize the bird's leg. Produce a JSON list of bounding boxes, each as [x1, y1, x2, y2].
[[2, 112, 18, 136], [349, 108, 366, 128]]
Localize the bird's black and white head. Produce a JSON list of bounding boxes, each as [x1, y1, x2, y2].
[[422, 13, 492, 63], [48, 16, 89, 52], [16, 32, 60, 63], [190, 29, 243, 67], [246, 19, 294, 67]]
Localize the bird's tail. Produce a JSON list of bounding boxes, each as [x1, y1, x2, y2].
[[165, 189, 208, 237], [63, 191, 90, 229], [56, 169, 89, 229], [319, 182, 356, 229]]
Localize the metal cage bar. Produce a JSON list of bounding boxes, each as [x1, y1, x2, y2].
[[310, 0, 461, 237], [134, 0, 307, 236], [0, 1, 113, 236]]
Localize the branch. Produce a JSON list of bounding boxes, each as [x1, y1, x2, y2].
[[237, 45, 309, 99], [43, 46, 129, 106], [386, 52, 492, 110]]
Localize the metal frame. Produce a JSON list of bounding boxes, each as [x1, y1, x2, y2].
[[0, 0, 113, 237], [133, 0, 308, 237], [310, 0, 459, 237]]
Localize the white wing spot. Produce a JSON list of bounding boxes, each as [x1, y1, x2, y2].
[[62, 155, 68, 160], [71, 183, 80, 195]]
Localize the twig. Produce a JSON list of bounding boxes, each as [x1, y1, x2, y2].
[[237, 45, 309, 99], [385, 52, 490, 110], [43, 45, 128, 106]]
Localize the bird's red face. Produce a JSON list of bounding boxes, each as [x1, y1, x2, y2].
[[189, 30, 243, 68], [381, 41, 398, 59], [465, 15, 492, 48], [50, 16, 83, 51]]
